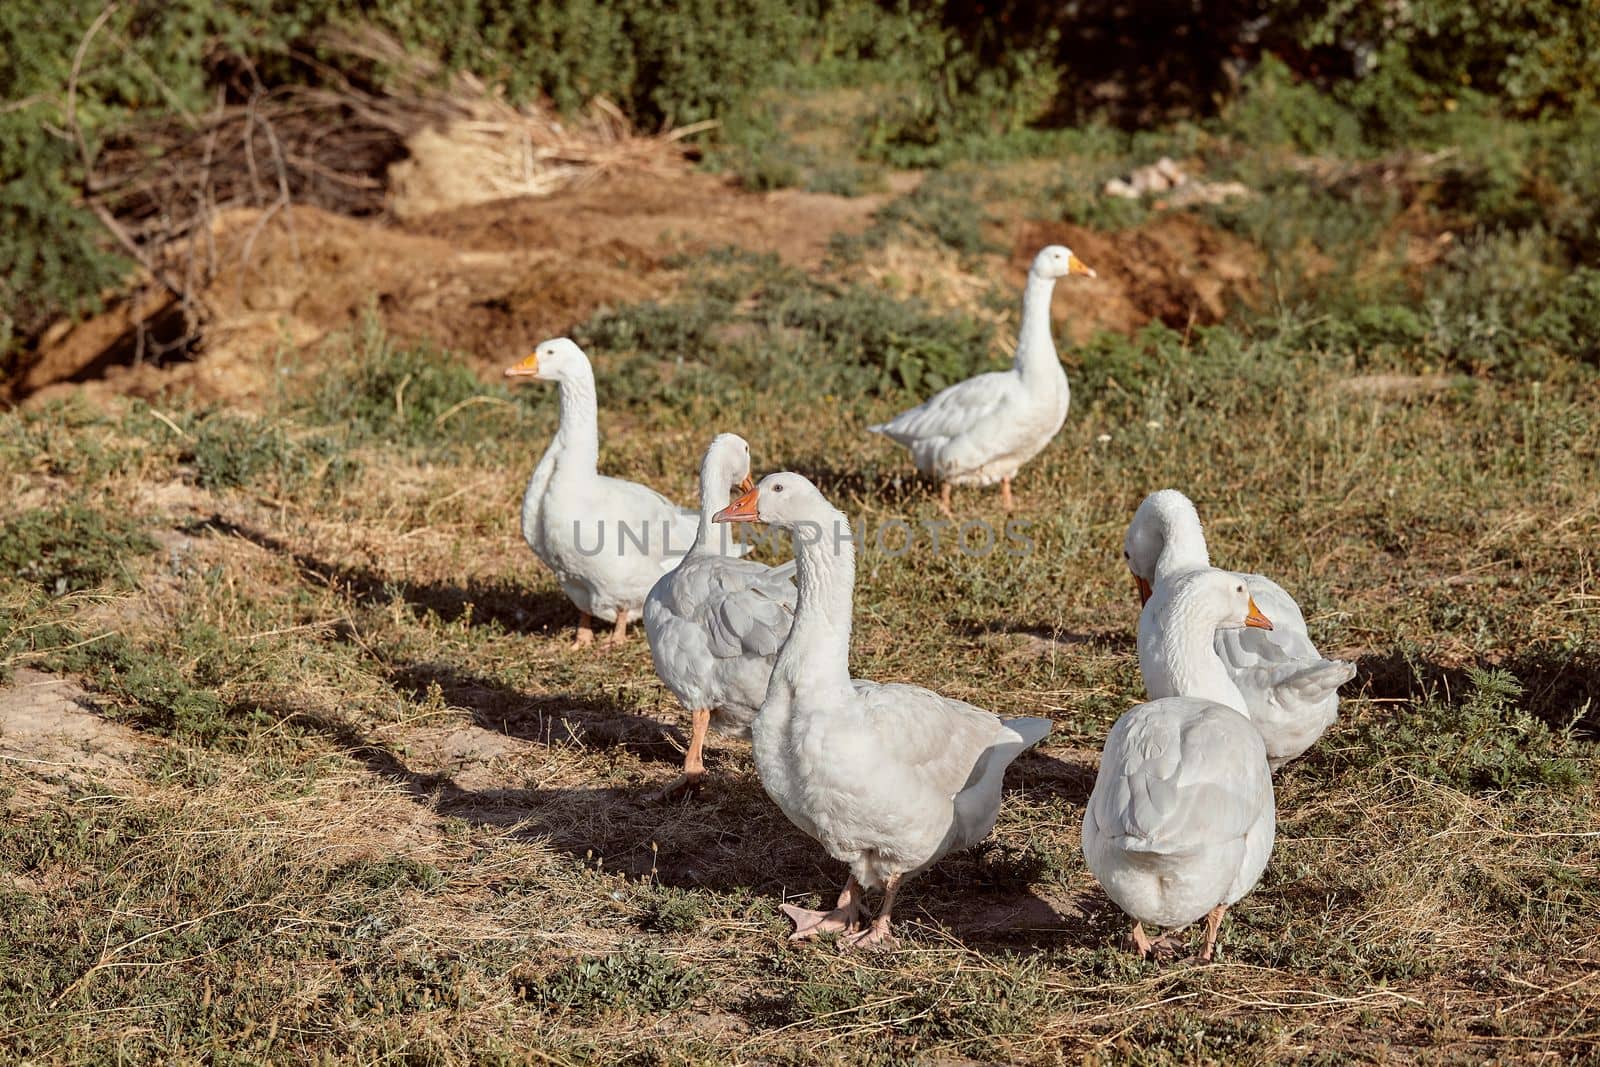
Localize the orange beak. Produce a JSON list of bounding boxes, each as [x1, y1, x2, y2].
[[1135, 574, 1153, 606], [1245, 596, 1273, 630], [714, 485, 760, 523], [737, 475, 755, 494], [1068, 254, 1096, 278], [504, 353, 541, 378]]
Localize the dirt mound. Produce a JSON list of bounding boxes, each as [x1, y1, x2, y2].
[[18, 172, 1259, 407], [1017, 215, 1262, 336], [19, 170, 893, 407], [848, 211, 1262, 350]]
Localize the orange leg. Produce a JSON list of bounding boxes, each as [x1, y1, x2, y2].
[[571, 611, 595, 650], [1128, 922, 1184, 961], [652, 707, 711, 801], [841, 873, 901, 951], [1000, 476, 1015, 511], [938, 482, 954, 518], [1199, 904, 1227, 963], [606, 609, 630, 646]]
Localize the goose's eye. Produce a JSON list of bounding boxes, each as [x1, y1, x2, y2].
[[772, 484, 784, 493], [1236, 585, 1244, 593]]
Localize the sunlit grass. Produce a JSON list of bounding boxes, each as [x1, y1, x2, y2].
[[2, 141, 1598, 1063]]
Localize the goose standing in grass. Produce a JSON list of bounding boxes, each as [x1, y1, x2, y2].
[[1124, 489, 1356, 769], [644, 433, 797, 800], [868, 244, 1095, 515], [505, 338, 745, 649], [1083, 568, 1277, 962], [715, 473, 1051, 948]]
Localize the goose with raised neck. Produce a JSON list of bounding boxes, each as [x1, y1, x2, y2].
[[1125, 489, 1355, 769], [643, 434, 798, 800], [715, 473, 1051, 949], [505, 338, 745, 649], [1083, 568, 1278, 962], [869, 244, 1096, 515]]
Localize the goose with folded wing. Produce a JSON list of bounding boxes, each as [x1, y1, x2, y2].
[[506, 339, 745, 649], [644, 433, 797, 799], [716, 473, 1051, 948], [869, 244, 1095, 515]]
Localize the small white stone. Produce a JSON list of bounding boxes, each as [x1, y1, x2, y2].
[[1096, 433, 1112, 444]]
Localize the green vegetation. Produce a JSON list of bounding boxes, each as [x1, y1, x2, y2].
[[578, 250, 996, 397], [0, 504, 155, 595], [9, 0, 1600, 372]]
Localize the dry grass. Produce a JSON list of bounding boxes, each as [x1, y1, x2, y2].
[[2, 157, 1599, 1064]]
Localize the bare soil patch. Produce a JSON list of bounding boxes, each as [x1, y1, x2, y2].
[[1017, 215, 1262, 337], [19, 173, 1264, 410], [18, 171, 894, 408], [0, 669, 149, 799]]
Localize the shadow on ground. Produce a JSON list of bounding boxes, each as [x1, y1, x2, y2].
[[1354, 644, 1599, 737], [295, 681, 1101, 951], [188, 514, 571, 635], [389, 660, 690, 767], [951, 620, 1138, 653]]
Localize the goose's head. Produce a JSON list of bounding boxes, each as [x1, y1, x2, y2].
[[1124, 488, 1206, 604], [1155, 568, 1273, 635], [504, 337, 590, 383], [1032, 244, 1096, 281], [703, 432, 755, 497], [713, 471, 831, 529]]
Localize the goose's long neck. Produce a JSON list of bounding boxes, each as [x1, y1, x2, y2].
[[1013, 272, 1060, 383], [1150, 600, 1247, 714], [1154, 511, 1211, 584], [552, 371, 601, 474], [689, 456, 731, 557], [780, 508, 856, 687]]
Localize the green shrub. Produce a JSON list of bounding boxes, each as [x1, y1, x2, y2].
[[519, 946, 701, 1018], [577, 249, 994, 397], [1418, 230, 1600, 378], [767, 281, 993, 394], [305, 317, 519, 448], [1360, 666, 1592, 793], [0, 505, 156, 596], [1276, 0, 1600, 120], [0, 0, 292, 359], [1530, 267, 1600, 365], [45, 626, 227, 739], [189, 413, 351, 493], [1220, 55, 1365, 156], [867, 171, 997, 256]]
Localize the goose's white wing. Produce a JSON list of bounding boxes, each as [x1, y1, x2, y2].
[[1213, 576, 1349, 767], [850, 680, 1050, 852], [852, 683, 1050, 792], [852, 682, 1011, 792], [1090, 697, 1270, 856], [869, 372, 1018, 448], [702, 561, 798, 658]]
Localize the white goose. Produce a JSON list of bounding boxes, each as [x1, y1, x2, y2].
[[715, 473, 1052, 948], [1083, 568, 1277, 961], [644, 433, 798, 799], [505, 339, 745, 648], [868, 244, 1095, 515], [1124, 489, 1355, 769]]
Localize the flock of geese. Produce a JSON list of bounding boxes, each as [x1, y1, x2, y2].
[[503, 245, 1356, 958]]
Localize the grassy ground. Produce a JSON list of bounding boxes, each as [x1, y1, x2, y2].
[[3, 112, 1599, 1063]]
